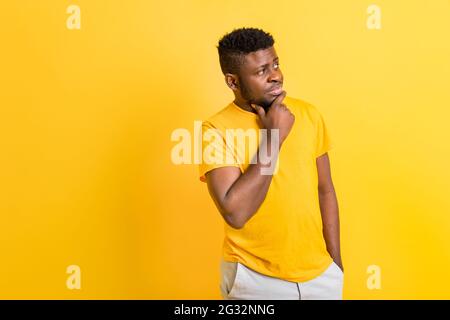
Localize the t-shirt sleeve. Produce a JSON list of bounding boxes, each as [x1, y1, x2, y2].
[[198, 121, 241, 182], [315, 109, 333, 157]]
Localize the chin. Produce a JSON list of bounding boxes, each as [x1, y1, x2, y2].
[[263, 96, 277, 108], [252, 96, 275, 111]]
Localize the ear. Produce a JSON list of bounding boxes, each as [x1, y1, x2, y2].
[[225, 73, 239, 91]]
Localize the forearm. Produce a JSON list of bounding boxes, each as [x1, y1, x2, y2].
[[223, 138, 280, 228], [318, 189, 343, 270]]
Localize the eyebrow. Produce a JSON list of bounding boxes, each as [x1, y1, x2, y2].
[[255, 57, 279, 71]]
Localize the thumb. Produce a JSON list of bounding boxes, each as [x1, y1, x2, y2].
[[251, 104, 266, 119]]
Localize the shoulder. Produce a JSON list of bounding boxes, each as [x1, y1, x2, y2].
[[202, 103, 235, 130]]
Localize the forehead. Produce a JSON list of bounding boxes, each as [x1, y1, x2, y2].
[[241, 47, 278, 70]]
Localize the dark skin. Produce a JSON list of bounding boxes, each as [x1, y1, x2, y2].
[[205, 46, 343, 272]]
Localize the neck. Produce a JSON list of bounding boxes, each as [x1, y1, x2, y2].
[[233, 98, 257, 114]]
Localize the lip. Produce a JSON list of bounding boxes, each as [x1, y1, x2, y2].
[[267, 85, 283, 96]]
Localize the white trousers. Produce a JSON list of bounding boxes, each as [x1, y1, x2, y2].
[[220, 259, 344, 300]]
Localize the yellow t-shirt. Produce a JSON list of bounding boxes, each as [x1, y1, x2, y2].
[[198, 96, 333, 282]]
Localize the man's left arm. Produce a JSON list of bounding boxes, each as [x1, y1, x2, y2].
[[316, 152, 343, 272]]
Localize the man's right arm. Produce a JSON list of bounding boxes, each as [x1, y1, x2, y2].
[[205, 91, 294, 229], [205, 140, 277, 229]]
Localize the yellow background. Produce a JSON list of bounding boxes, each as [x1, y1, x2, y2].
[[1, 0, 449, 299]]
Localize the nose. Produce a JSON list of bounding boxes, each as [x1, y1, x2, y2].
[[268, 67, 282, 83]]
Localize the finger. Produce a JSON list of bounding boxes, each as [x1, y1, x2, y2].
[[272, 91, 287, 106], [251, 104, 266, 118]]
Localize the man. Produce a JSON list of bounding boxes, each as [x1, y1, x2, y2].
[[198, 27, 343, 300]]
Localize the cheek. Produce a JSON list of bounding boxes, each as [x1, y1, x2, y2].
[[242, 76, 266, 98], [251, 80, 267, 95]]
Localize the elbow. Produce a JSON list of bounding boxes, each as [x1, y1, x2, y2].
[[222, 209, 247, 230], [227, 218, 246, 230], [318, 185, 335, 196], [218, 194, 250, 229]]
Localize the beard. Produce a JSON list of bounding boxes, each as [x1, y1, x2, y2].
[[238, 77, 272, 112]]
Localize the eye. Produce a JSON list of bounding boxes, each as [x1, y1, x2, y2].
[[257, 68, 265, 76], [273, 62, 279, 69]]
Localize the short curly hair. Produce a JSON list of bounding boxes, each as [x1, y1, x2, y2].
[[217, 27, 275, 75]]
